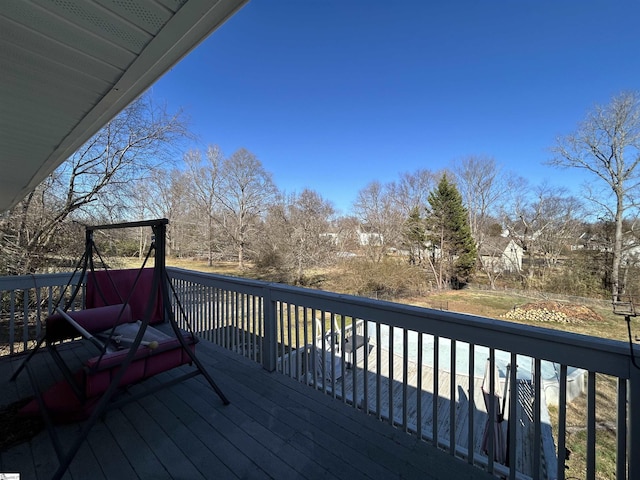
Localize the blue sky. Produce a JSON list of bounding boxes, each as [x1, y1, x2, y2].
[[150, 1, 640, 214]]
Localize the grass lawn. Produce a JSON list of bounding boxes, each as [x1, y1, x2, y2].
[[157, 258, 629, 342], [408, 289, 627, 342]]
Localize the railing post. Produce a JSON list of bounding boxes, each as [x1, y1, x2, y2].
[[262, 285, 277, 372], [629, 364, 640, 479]]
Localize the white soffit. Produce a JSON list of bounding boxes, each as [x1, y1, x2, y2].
[[0, 0, 248, 211]]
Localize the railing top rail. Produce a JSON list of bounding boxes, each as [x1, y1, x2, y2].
[[0, 272, 82, 290], [167, 267, 637, 378]]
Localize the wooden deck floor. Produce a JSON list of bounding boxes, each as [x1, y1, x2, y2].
[[308, 344, 542, 479], [0, 338, 495, 480], [329, 348, 491, 456]]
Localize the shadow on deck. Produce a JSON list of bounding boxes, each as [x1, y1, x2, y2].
[[0, 339, 494, 480]]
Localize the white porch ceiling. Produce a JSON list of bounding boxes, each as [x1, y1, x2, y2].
[[0, 0, 247, 211]]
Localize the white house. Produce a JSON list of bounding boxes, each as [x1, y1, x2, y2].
[[479, 237, 523, 273]]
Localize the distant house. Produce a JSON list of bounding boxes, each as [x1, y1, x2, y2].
[[479, 237, 523, 273], [571, 232, 611, 252], [357, 226, 384, 247]]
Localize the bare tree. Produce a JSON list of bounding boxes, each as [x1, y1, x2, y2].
[[217, 148, 277, 269], [288, 189, 336, 283], [502, 181, 584, 286], [550, 91, 640, 297], [0, 95, 189, 274], [500, 177, 539, 284], [388, 169, 437, 216], [134, 167, 191, 257], [352, 181, 404, 262], [257, 189, 335, 284], [183, 146, 224, 265], [534, 192, 584, 268], [453, 156, 507, 247]]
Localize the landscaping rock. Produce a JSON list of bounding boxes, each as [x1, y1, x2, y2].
[[502, 301, 604, 324]]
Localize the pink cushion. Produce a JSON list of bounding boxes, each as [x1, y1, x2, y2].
[[83, 338, 195, 398], [46, 304, 133, 343], [20, 332, 197, 423]]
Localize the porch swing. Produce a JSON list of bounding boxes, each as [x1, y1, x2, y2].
[[10, 218, 228, 480]]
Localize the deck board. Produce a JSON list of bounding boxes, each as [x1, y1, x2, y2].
[[328, 345, 490, 455], [1, 338, 495, 480], [176, 368, 358, 479]]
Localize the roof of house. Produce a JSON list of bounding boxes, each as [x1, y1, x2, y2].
[[478, 236, 520, 256], [0, 0, 247, 211]]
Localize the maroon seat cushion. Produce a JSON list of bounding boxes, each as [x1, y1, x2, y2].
[[83, 334, 196, 398], [20, 329, 197, 423], [46, 303, 133, 343]]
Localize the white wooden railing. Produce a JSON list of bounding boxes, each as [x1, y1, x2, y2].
[[0, 272, 84, 354], [2, 267, 639, 480]]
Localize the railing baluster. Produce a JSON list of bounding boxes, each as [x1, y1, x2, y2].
[[228, 290, 233, 351], [352, 318, 358, 409], [321, 310, 327, 393], [403, 328, 408, 431], [488, 348, 495, 474], [417, 332, 423, 439], [259, 296, 264, 361], [616, 377, 627, 480], [196, 282, 202, 333], [23, 288, 29, 351], [468, 342, 474, 465], [279, 302, 285, 374], [241, 293, 247, 357], [294, 305, 300, 381], [311, 309, 318, 384], [9, 290, 16, 355], [331, 312, 337, 398], [557, 364, 567, 480], [215, 288, 221, 346], [35, 285, 42, 338], [287, 303, 293, 376], [303, 307, 309, 382], [230, 288, 235, 347], [433, 335, 439, 447], [223, 287, 228, 347], [220, 287, 226, 347], [363, 319, 369, 414], [48, 285, 54, 316], [201, 286, 206, 341], [508, 353, 517, 480], [208, 285, 213, 340], [587, 371, 596, 480], [216, 287, 221, 343], [189, 280, 195, 328], [376, 322, 382, 420], [533, 358, 541, 480], [340, 314, 346, 403], [220, 289, 225, 349], [450, 338, 456, 455], [198, 284, 205, 339], [245, 294, 250, 358], [388, 325, 394, 425], [234, 292, 240, 355]]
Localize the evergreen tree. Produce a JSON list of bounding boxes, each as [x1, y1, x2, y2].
[[426, 174, 477, 289], [402, 205, 426, 265]]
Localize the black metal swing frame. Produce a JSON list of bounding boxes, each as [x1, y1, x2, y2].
[[10, 218, 229, 480]]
